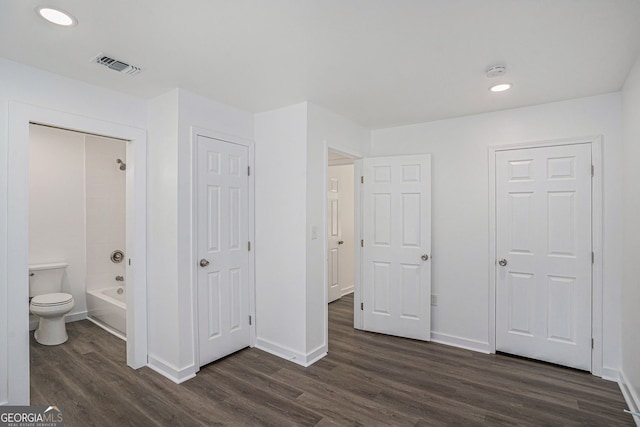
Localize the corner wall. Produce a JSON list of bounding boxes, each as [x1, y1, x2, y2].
[[621, 54, 640, 414], [254, 103, 309, 362], [146, 88, 254, 381], [371, 93, 623, 371]]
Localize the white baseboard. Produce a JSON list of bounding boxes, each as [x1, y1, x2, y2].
[[256, 338, 327, 367], [341, 287, 354, 296], [620, 370, 640, 426], [601, 367, 621, 382], [431, 332, 490, 354], [305, 345, 328, 366], [147, 354, 196, 384], [86, 316, 126, 342]]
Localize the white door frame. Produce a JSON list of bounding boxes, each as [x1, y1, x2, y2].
[[6, 102, 148, 404], [488, 135, 603, 376], [191, 127, 256, 371], [354, 159, 364, 330]]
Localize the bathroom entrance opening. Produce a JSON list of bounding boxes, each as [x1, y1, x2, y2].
[[6, 102, 147, 404]]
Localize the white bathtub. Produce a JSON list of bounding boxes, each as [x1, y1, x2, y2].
[[87, 286, 126, 340]]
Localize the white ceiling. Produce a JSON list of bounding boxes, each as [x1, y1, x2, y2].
[[2, 1, 640, 129]]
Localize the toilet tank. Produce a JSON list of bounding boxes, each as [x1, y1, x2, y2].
[[28, 262, 68, 298]]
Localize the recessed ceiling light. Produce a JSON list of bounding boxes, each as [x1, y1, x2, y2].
[[489, 83, 512, 93], [35, 6, 77, 26]]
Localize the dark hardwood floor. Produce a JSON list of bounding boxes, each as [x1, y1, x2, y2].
[[31, 294, 633, 426]]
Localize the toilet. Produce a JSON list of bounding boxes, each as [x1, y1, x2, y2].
[[29, 262, 75, 345]]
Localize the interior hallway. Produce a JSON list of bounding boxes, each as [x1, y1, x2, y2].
[[30, 295, 632, 426]]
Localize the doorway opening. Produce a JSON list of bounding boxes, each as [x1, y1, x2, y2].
[[28, 124, 128, 339], [327, 150, 356, 306], [6, 103, 147, 404]]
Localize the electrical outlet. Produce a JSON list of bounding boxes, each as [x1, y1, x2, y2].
[[431, 294, 438, 306]]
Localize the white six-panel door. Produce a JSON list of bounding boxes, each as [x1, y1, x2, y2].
[[495, 144, 592, 370], [196, 135, 250, 367], [362, 155, 431, 341], [328, 174, 342, 303]]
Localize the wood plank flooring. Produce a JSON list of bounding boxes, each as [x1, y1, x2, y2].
[[31, 294, 633, 426]]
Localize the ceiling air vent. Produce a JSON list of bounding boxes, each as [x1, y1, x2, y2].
[[92, 53, 141, 76]]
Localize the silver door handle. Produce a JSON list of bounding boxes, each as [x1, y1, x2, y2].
[[200, 259, 210, 267], [421, 254, 429, 261], [498, 258, 507, 266]]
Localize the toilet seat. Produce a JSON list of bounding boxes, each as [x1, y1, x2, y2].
[[31, 292, 73, 307]]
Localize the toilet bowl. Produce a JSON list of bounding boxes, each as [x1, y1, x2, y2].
[[30, 293, 74, 345]]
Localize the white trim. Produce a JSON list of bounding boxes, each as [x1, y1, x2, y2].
[[86, 316, 126, 342], [341, 286, 354, 296], [620, 370, 640, 426], [6, 102, 148, 404], [431, 332, 490, 354], [353, 159, 364, 330], [190, 127, 256, 371], [255, 338, 327, 367], [601, 367, 621, 382], [328, 145, 361, 161], [328, 158, 354, 166], [322, 142, 329, 357], [487, 135, 604, 377], [147, 355, 197, 384]]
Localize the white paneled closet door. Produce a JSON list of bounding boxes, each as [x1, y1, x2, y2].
[[495, 143, 592, 371], [361, 155, 431, 341], [196, 135, 250, 367]]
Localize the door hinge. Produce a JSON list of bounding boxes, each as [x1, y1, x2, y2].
[[249, 315, 252, 326], [361, 176, 364, 184], [248, 166, 251, 176], [591, 165, 594, 177], [592, 251, 594, 264], [360, 239, 364, 247], [248, 241, 251, 251], [360, 302, 364, 311], [592, 338, 594, 349], [128, 258, 131, 266]]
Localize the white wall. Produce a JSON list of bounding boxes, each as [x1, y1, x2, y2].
[[254, 103, 309, 362], [29, 124, 87, 320], [371, 93, 623, 372], [146, 88, 254, 381], [85, 135, 126, 292], [328, 164, 355, 295], [146, 89, 181, 376], [622, 55, 640, 410], [0, 57, 147, 404]]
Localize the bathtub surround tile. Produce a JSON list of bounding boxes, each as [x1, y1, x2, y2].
[[85, 136, 126, 298]]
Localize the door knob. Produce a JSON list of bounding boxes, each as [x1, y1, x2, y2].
[[421, 254, 429, 261], [338, 241, 344, 245], [498, 258, 508, 266], [199, 258, 210, 267]]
